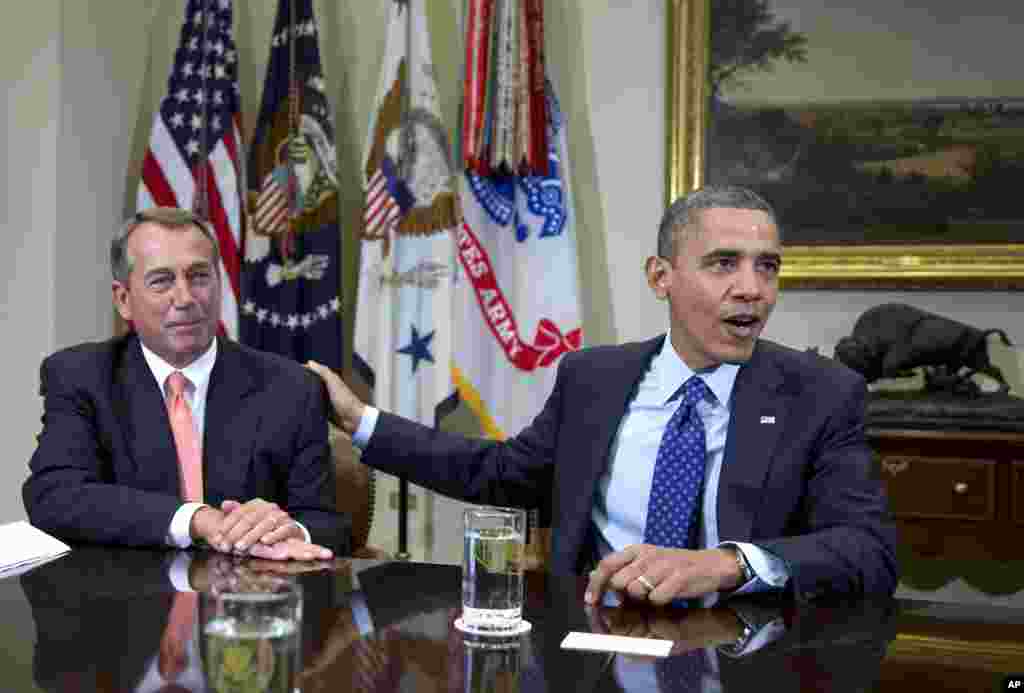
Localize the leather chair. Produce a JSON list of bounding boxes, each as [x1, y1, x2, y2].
[[523, 525, 552, 572], [329, 425, 389, 559], [330, 419, 548, 565]]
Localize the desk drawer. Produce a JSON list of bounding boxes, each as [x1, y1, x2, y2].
[[879, 455, 996, 521]]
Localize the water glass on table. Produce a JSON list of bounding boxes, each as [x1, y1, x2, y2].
[[200, 574, 302, 693], [458, 505, 531, 637]]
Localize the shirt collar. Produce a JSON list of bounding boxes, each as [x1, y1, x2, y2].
[[140, 337, 218, 398], [649, 329, 740, 408]]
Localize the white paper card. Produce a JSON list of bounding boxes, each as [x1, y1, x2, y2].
[[560, 631, 673, 657], [0, 521, 71, 579]]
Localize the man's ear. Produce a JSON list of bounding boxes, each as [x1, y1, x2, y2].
[[112, 281, 132, 322], [644, 256, 671, 300]]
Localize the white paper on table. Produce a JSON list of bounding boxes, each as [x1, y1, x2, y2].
[[0, 521, 71, 579], [560, 631, 673, 657]]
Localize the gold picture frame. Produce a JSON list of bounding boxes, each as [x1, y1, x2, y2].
[[666, 0, 1024, 289]]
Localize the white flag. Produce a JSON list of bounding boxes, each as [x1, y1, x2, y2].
[[454, 80, 584, 440], [354, 0, 458, 559]]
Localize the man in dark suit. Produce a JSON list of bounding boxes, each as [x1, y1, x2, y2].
[[309, 185, 898, 603], [23, 207, 348, 559]]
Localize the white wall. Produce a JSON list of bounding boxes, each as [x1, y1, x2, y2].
[[1, 0, 59, 525], [55, 3, 153, 349], [2, 1, 1020, 553]]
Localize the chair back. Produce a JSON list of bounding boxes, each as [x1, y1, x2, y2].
[[523, 526, 552, 572], [329, 426, 377, 553]]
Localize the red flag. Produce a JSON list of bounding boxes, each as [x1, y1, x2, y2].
[[136, 0, 244, 338]]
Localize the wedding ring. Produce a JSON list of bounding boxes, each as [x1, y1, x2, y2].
[[635, 575, 656, 592]]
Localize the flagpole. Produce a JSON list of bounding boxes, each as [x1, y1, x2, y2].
[[195, 0, 212, 218], [393, 0, 416, 563]]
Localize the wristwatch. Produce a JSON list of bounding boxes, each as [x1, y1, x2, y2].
[[730, 546, 754, 584]]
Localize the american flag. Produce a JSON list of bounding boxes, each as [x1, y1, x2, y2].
[[251, 79, 300, 239], [363, 156, 414, 238], [137, 0, 243, 338], [253, 166, 294, 238]]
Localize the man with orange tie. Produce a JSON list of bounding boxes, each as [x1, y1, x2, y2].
[[23, 207, 348, 560]]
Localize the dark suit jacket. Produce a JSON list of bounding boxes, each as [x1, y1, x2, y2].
[[23, 333, 350, 553], [362, 336, 899, 600]]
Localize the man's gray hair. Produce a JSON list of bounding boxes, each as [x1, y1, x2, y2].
[[111, 207, 220, 283], [657, 185, 780, 260]]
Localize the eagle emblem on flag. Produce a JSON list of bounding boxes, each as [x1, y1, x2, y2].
[[361, 57, 459, 256], [239, 0, 343, 372]]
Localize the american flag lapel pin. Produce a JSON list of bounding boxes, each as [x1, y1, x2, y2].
[[760, 415, 776, 424]]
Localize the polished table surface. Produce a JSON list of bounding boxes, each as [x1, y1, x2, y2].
[[2, 547, 1022, 692]]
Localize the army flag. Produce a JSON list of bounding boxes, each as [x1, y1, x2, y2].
[[354, 0, 459, 556], [454, 77, 583, 439], [240, 0, 342, 371], [454, 0, 580, 440], [137, 0, 244, 338]]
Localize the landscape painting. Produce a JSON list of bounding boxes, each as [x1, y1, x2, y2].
[[669, 0, 1024, 286], [705, 0, 1024, 245]]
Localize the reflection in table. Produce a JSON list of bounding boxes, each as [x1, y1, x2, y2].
[[3, 547, 1022, 692]]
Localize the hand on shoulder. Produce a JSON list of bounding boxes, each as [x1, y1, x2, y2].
[[305, 361, 366, 436]]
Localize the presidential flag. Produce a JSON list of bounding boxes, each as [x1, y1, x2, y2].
[[240, 0, 342, 371], [137, 0, 244, 338], [354, 0, 459, 558]]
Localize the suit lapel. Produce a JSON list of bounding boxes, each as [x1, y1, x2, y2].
[[114, 336, 181, 494], [583, 336, 664, 477], [717, 342, 794, 543], [560, 337, 663, 571], [202, 339, 259, 502]]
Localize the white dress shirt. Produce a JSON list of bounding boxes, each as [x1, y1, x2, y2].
[[140, 340, 219, 549], [140, 339, 308, 548]]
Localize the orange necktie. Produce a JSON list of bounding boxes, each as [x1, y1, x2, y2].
[[159, 590, 198, 682], [166, 371, 203, 502]]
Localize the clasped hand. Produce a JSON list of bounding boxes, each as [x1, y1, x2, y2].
[[189, 552, 339, 596], [585, 544, 742, 606], [191, 498, 333, 561]]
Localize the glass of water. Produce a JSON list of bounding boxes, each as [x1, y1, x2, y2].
[[458, 505, 529, 636], [200, 573, 302, 693], [461, 636, 523, 692]]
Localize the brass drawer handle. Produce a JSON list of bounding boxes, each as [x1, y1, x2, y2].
[[882, 458, 909, 475], [953, 482, 969, 495]]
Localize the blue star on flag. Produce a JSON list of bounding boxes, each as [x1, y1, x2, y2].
[[397, 325, 435, 373]]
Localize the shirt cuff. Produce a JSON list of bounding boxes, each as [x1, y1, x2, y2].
[[168, 502, 209, 548], [352, 405, 380, 449], [719, 541, 790, 593], [167, 551, 195, 592]]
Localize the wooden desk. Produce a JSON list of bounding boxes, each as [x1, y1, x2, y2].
[[869, 427, 1024, 560]]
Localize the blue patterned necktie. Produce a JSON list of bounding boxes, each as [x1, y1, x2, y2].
[[643, 376, 711, 549], [655, 648, 709, 691]]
